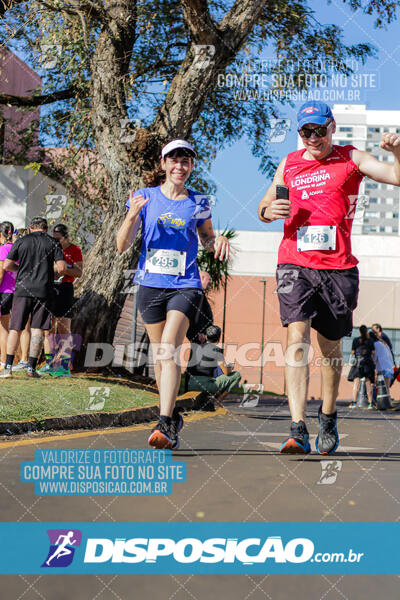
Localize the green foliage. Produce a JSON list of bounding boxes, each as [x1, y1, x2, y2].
[[197, 227, 237, 293]]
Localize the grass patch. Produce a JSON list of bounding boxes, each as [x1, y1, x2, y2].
[[0, 373, 158, 422]]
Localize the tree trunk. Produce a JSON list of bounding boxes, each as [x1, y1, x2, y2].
[[71, 202, 141, 369]]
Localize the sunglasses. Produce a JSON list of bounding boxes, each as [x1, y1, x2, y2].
[[299, 122, 332, 138]]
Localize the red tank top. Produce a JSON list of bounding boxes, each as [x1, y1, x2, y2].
[[278, 145, 363, 269]]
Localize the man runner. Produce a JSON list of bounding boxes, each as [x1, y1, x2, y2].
[[258, 100, 400, 454]]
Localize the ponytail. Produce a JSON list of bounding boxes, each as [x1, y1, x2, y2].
[[142, 165, 166, 187], [0, 221, 14, 242]]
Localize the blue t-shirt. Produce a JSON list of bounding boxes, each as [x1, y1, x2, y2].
[[125, 186, 212, 289]]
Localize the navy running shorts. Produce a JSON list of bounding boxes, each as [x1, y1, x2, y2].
[[276, 263, 359, 340], [137, 285, 204, 324]]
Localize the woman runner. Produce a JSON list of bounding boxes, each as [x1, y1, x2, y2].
[[0, 221, 17, 369], [116, 139, 230, 449]]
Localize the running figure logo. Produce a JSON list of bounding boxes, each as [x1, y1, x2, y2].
[[317, 460, 342, 485], [42, 529, 82, 567]]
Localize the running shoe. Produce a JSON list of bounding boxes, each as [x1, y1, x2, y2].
[[170, 408, 184, 450], [51, 365, 71, 378], [27, 368, 40, 379], [315, 406, 339, 455], [12, 361, 29, 371], [37, 362, 54, 375], [0, 368, 12, 379], [148, 419, 173, 449], [280, 420, 311, 454]]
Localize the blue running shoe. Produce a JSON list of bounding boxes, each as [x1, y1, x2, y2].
[[316, 405, 339, 455], [280, 420, 311, 454]]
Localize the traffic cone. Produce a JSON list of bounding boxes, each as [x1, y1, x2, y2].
[[376, 374, 391, 410], [356, 377, 369, 408]]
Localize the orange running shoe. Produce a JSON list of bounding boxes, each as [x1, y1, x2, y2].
[[148, 420, 173, 449]]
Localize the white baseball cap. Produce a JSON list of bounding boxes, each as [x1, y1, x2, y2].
[[161, 139, 196, 159]]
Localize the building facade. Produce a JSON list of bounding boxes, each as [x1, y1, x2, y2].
[[331, 104, 400, 235]]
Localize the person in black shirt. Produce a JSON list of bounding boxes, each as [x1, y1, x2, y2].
[[1, 216, 65, 378], [348, 325, 375, 407], [186, 270, 214, 342], [187, 325, 241, 401]]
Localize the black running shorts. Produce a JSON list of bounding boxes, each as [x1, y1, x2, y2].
[[9, 296, 52, 331], [0, 292, 13, 316], [137, 286, 204, 324], [276, 263, 359, 340], [52, 282, 75, 318]]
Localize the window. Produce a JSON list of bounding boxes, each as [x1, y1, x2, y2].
[[339, 127, 352, 132], [366, 183, 378, 189]]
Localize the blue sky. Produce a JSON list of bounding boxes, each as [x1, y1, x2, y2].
[[209, 0, 400, 233]]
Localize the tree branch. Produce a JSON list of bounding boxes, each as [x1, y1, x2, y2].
[[150, 0, 268, 140], [37, 0, 108, 23], [180, 0, 217, 44], [0, 87, 77, 106], [0, 0, 21, 18], [218, 0, 267, 48]]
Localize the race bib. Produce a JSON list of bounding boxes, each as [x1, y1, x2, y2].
[[297, 225, 336, 252], [145, 248, 186, 276]]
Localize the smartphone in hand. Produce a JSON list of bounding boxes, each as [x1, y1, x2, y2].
[[276, 185, 289, 200]]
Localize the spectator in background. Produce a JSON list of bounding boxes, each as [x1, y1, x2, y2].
[[39, 224, 83, 377], [0, 216, 65, 378], [186, 270, 214, 343], [369, 329, 394, 395], [371, 323, 395, 362], [187, 324, 241, 402], [348, 325, 375, 408], [0, 221, 16, 369], [12, 227, 31, 371], [13, 228, 29, 242]]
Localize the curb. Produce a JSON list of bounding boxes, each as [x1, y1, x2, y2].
[[0, 391, 212, 436]]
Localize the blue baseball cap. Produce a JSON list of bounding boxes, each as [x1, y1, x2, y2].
[[297, 101, 334, 130]]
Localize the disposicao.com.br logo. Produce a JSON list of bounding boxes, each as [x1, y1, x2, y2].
[[82, 536, 363, 566]]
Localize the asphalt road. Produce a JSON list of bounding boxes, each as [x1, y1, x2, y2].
[[1, 397, 399, 599]]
